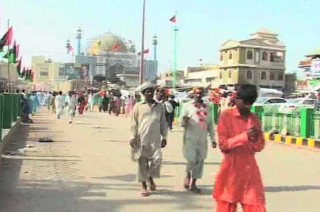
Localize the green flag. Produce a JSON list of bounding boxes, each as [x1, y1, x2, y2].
[[2, 48, 16, 63]]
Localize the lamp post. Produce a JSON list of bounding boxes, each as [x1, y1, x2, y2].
[[76, 27, 82, 56], [139, 0, 146, 85]]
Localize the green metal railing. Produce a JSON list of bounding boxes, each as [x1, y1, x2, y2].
[[0, 93, 22, 142], [174, 101, 320, 140]]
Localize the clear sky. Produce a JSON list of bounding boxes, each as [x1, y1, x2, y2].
[[1, 0, 320, 77]]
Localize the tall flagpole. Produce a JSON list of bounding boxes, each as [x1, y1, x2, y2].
[[139, 0, 146, 85], [172, 14, 178, 90], [7, 19, 11, 92]]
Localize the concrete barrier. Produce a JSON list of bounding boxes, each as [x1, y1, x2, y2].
[[264, 133, 320, 149]]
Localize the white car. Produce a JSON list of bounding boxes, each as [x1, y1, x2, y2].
[[253, 97, 287, 106], [279, 98, 316, 113]]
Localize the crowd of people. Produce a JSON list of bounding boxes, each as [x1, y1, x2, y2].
[[18, 83, 266, 211], [130, 82, 266, 212]]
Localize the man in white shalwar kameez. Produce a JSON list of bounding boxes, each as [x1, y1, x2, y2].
[[55, 91, 65, 119], [65, 91, 77, 123], [130, 82, 168, 197], [179, 87, 217, 193]]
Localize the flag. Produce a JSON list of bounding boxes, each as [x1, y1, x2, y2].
[[21, 67, 26, 78], [0, 27, 13, 51], [2, 48, 16, 63], [15, 43, 20, 58], [169, 15, 176, 23], [112, 43, 121, 52], [138, 49, 149, 56], [16, 58, 22, 77], [67, 45, 74, 55]]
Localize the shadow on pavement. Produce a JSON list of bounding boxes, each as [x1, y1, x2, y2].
[[265, 185, 320, 192], [163, 160, 221, 166]]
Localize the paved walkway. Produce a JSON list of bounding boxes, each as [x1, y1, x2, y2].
[[0, 109, 320, 212]]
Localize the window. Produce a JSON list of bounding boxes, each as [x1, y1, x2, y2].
[[206, 77, 215, 82], [40, 71, 48, 76], [270, 72, 275, 80], [219, 71, 222, 79], [246, 70, 252, 79], [229, 51, 232, 59], [220, 53, 223, 61], [262, 51, 268, 61], [228, 70, 232, 78], [270, 52, 284, 62], [261, 71, 266, 80], [278, 73, 283, 80], [59, 67, 65, 76], [247, 50, 253, 60]]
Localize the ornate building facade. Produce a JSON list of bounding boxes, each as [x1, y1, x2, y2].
[[216, 29, 286, 90]]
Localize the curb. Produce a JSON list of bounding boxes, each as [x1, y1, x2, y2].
[[264, 133, 320, 149], [0, 120, 21, 156]]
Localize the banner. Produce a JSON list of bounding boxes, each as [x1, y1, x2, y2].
[[310, 59, 320, 76], [64, 63, 90, 80]]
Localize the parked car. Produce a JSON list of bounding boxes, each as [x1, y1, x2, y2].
[[253, 97, 287, 106], [278, 98, 316, 113]]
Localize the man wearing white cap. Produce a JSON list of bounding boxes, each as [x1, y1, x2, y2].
[[130, 82, 168, 197]]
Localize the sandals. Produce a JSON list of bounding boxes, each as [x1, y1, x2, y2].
[[189, 186, 201, 194], [141, 185, 150, 197], [183, 178, 191, 190], [149, 183, 157, 191]]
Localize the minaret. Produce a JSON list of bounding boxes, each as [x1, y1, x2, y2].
[[76, 27, 82, 56], [152, 34, 157, 61], [152, 34, 158, 79]]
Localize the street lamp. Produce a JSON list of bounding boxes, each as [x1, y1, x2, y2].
[[139, 0, 146, 85]]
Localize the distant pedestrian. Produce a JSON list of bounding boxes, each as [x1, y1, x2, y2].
[[55, 91, 65, 119], [213, 84, 266, 212], [65, 91, 77, 123], [130, 82, 168, 197]]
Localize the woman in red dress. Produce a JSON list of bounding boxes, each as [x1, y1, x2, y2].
[[213, 84, 266, 212]]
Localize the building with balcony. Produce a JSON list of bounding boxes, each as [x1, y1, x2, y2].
[[184, 65, 220, 88], [217, 29, 286, 90], [297, 49, 320, 90], [31, 56, 65, 90]]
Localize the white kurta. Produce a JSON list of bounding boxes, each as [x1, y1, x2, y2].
[[130, 101, 168, 161], [179, 101, 215, 162]]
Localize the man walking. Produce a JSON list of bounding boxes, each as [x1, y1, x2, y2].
[[55, 91, 65, 119], [65, 91, 77, 123], [213, 84, 266, 212], [130, 82, 168, 197], [180, 87, 216, 193]]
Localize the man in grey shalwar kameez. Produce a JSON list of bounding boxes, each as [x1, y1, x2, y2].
[[130, 82, 168, 197], [180, 87, 217, 193]]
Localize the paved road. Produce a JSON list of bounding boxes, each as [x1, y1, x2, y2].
[[0, 109, 319, 212]]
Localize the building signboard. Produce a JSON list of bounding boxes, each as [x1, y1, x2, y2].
[[310, 59, 320, 76]]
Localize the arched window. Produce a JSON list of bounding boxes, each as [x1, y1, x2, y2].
[[262, 51, 268, 61], [270, 72, 275, 80], [219, 71, 222, 79], [220, 53, 223, 61], [229, 51, 232, 59], [247, 50, 253, 60], [261, 71, 266, 80], [228, 70, 232, 78], [278, 73, 283, 80], [246, 70, 252, 79]]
